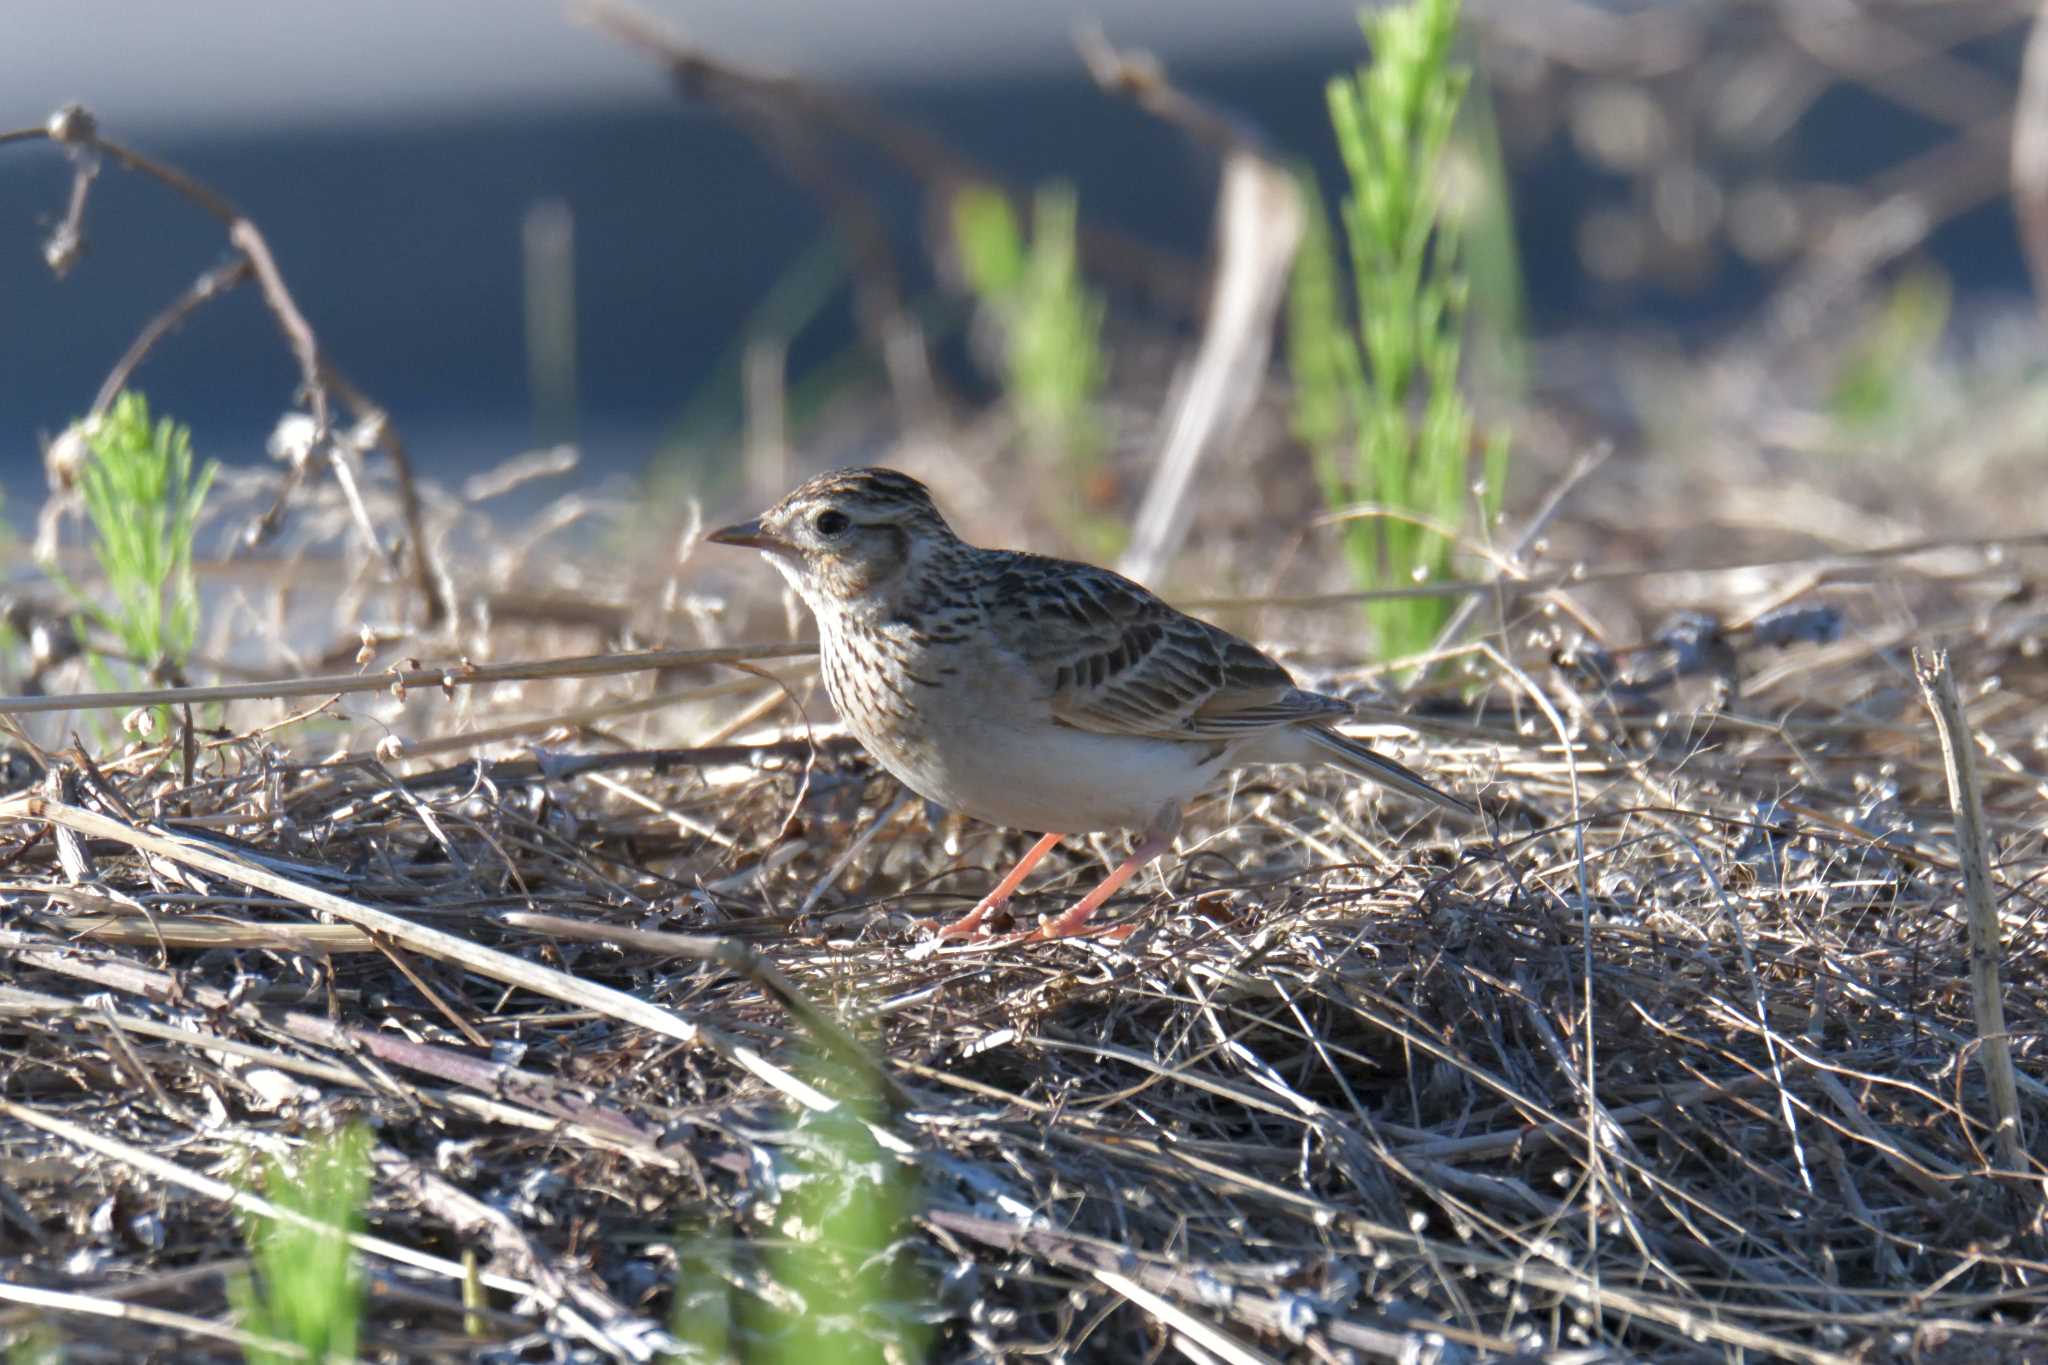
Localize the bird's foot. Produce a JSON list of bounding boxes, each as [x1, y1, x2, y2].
[[1018, 912, 1140, 944], [904, 900, 1007, 960]]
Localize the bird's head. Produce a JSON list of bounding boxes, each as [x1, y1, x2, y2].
[[708, 467, 959, 610]]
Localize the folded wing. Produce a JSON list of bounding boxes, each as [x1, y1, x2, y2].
[[985, 553, 1349, 741]]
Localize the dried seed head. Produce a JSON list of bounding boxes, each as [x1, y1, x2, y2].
[[42, 221, 83, 278], [44, 422, 92, 493], [46, 103, 97, 145], [266, 412, 320, 467]]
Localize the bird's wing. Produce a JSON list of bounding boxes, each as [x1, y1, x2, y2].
[[982, 553, 1350, 741]]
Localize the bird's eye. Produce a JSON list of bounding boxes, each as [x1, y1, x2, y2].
[[813, 510, 851, 537]]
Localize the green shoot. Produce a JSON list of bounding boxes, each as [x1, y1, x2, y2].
[[229, 1125, 371, 1365], [665, 1223, 737, 1363], [68, 391, 217, 679], [1829, 263, 1951, 437], [1010, 187, 1106, 462], [1289, 0, 1512, 670], [664, 1046, 926, 1364], [4, 1327, 61, 1365], [751, 1095, 926, 1365], [953, 183, 1110, 502], [951, 187, 1027, 303]]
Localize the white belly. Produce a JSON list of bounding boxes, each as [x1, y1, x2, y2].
[[880, 712, 1224, 833], [819, 616, 1230, 833]]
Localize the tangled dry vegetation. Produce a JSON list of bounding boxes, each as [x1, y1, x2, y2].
[[6, 1, 2048, 1359], [0, 440, 2043, 1364]]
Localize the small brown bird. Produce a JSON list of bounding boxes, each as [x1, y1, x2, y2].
[[711, 468, 1468, 941]]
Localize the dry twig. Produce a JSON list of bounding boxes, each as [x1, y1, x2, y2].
[[1913, 648, 2028, 1176]]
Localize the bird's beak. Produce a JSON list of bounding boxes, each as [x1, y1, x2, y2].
[[707, 518, 793, 555]]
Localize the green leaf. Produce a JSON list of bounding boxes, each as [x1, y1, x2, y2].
[[1284, 0, 1520, 676]]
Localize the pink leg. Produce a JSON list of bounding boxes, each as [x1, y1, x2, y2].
[[1026, 803, 1181, 941], [934, 832, 1065, 939]]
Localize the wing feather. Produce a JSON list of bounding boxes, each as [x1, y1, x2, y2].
[[982, 553, 1348, 741]]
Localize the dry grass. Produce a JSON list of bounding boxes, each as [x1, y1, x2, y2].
[[6, 1, 2046, 1355], [0, 444, 2043, 1364]]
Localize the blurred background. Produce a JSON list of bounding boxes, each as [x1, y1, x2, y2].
[[3, 0, 2035, 529], [9, 8, 2047, 1357]]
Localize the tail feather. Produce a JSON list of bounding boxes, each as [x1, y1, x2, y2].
[[1304, 725, 1474, 818]]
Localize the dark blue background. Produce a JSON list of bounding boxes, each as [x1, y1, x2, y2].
[[0, 47, 2028, 501]]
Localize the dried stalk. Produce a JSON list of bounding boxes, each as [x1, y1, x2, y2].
[[0, 641, 817, 716], [1077, 30, 1306, 584], [1913, 648, 2027, 1176]]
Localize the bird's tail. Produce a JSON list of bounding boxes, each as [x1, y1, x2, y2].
[[1304, 725, 1475, 817]]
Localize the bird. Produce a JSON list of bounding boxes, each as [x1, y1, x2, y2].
[[709, 467, 1470, 942]]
